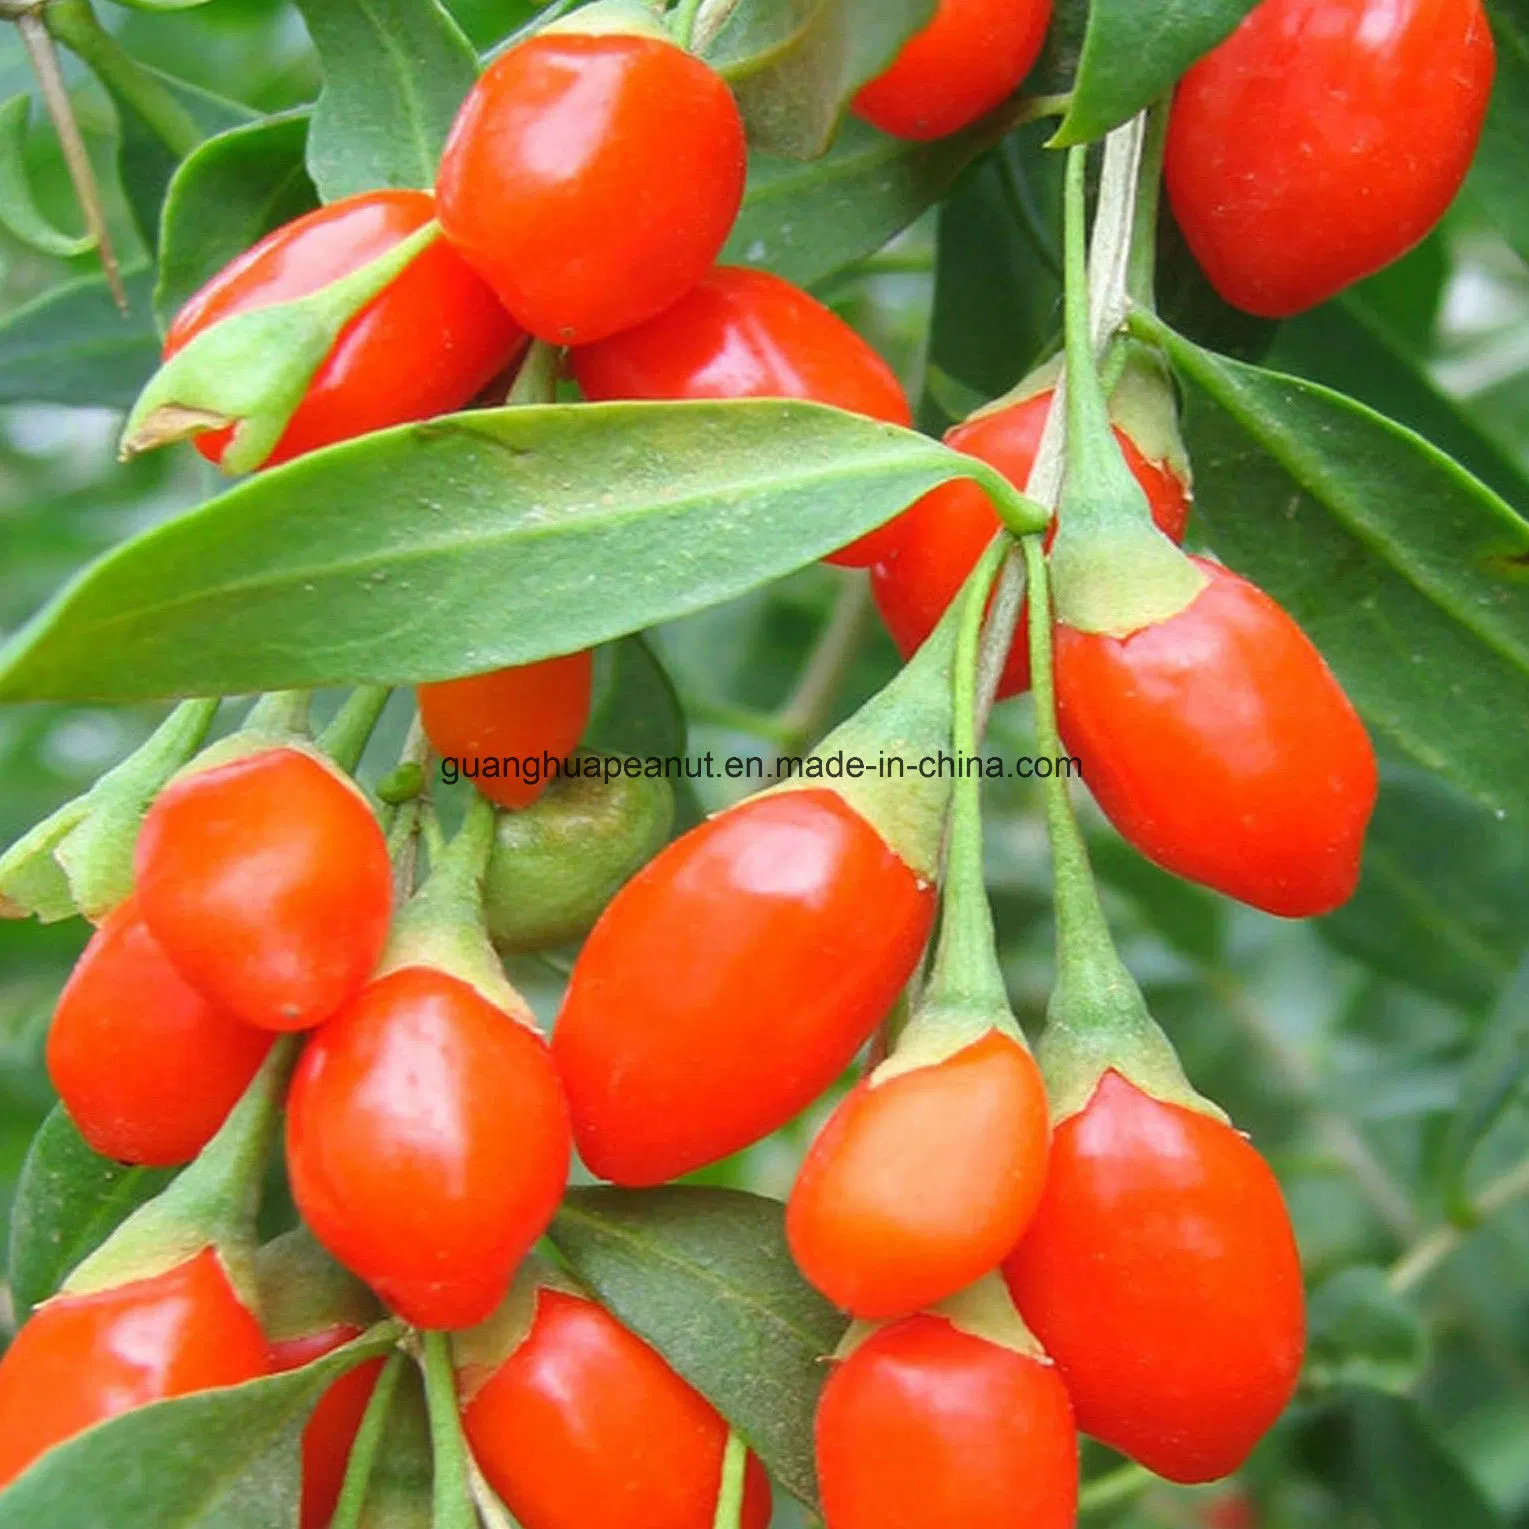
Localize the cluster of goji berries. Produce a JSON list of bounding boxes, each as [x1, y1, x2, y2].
[[0, 0, 1500, 1524]]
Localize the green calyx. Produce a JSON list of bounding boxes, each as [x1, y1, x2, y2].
[[255, 1225, 383, 1344], [483, 760, 674, 953], [450, 1256, 582, 1400], [781, 582, 965, 885], [62, 1037, 301, 1306], [119, 221, 442, 475], [380, 792, 536, 1028], [1048, 143, 1204, 640], [546, 0, 672, 42], [1106, 340, 1192, 490], [836, 1273, 1046, 1362], [0, 696, 219, 923]]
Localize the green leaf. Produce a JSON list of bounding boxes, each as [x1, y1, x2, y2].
[[113, 72, 256, 252], [550, 1186, 845, 1509], [723, 111, 1019, 289], [1328, 1389, 1506, 1529], [0, 267, 159, 409], [294, 0, 478, 201], [0, 95, 95, 257], [707, 0, 936, 161], [1052, 0, 1258, 147], [7, 1107, 177, 1323], [1318, 767, 1529, 1012], [1271, 292, 1529, 513], [922, 124, 1063, 425], [153, 111, 317, 335], [1142, 317, 1529, 825], [1435, 957, 1529, 1216], [1471, 2, 1529, 265], [0, 400, 1020, 703], [585, 635, 688, 762], [0, 1324, 399, 1529], [1306, 1267, 1428, 1397]]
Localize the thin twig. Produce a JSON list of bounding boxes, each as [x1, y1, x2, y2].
[[14, 7, 124, 308], [774, 575, 874, 751], [1389, 1154, 1529, 1295]]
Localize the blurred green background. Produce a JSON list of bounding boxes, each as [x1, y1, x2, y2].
[[4, 3, 1529, 1526]]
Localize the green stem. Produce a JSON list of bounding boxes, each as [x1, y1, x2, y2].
[[16, 9, 123, 307], [1060, 145, 1124, 506], [669, 0, 706, 48], [244, 689, 313, 738], [1389, 1153, 1529, 1295], [329, 1352, 406, 1529], [1126, 101, 1169, 313], [922, 535, 1014, 1019], [1078, 1462, 1155, 1516], [711, 1430, 748, 1529], [45, 0, 202, 157], [1022, 538, 1123, 992], [507, 340, 563, 406], [421, 1331, 476, 1529], [319, 686, 393, 775]]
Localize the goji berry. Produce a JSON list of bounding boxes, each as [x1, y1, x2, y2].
[[1165, 0, 1495, 316], [553, 789, 934, 1186], [418, 653, 595, 811], [164, 190, 525, 469], [135, 746, 392, 1031], [436, 29, 746, 343], [286, 965, 571, 1329], [1003, 1070, 1305, 1483], [460, 1286, 771, 1529], [1053, 557, 1376, 917], [0, 1248, 269, 1487], [853, 0, 1055, 141]]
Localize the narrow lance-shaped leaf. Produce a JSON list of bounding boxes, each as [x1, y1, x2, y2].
[[0, 94, 95, 257], [1138, 314, 1529, 825], [1052, 0, 1259, 147], [550, 1186, 847, 1510], [152, 111, 317, 334], [0, 268, 159, 409], [294, 0, 478, 201], [0, 399, 1046, 704], [7, 1107, 177, 1322], [723, 109, 1026, 289]]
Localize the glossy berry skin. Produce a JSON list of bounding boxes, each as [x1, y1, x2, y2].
[[135, 747, 392, 1031], [853, 0, 1053, 140], [47, 896, 273, 1166], [788, 1031, 1050, 1319], [437, 33, 746, 344], [287, 966, 571, 1330], [269, 1326, 386, 1529], [570, 266, 913, 566], [0, 1248, 269, 1488], [462, 1288, 771, 1529], [553, 789, 935, 1186], [1003, 1071, 1306, 1483], [872, 389, 1190, 698], [1165, 0, 1495, 317], [165, 190, 526, 469], [815, 1314, 1077, 1529], [1055, 556, 1377, 917], [418, 654, 595, 811]]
